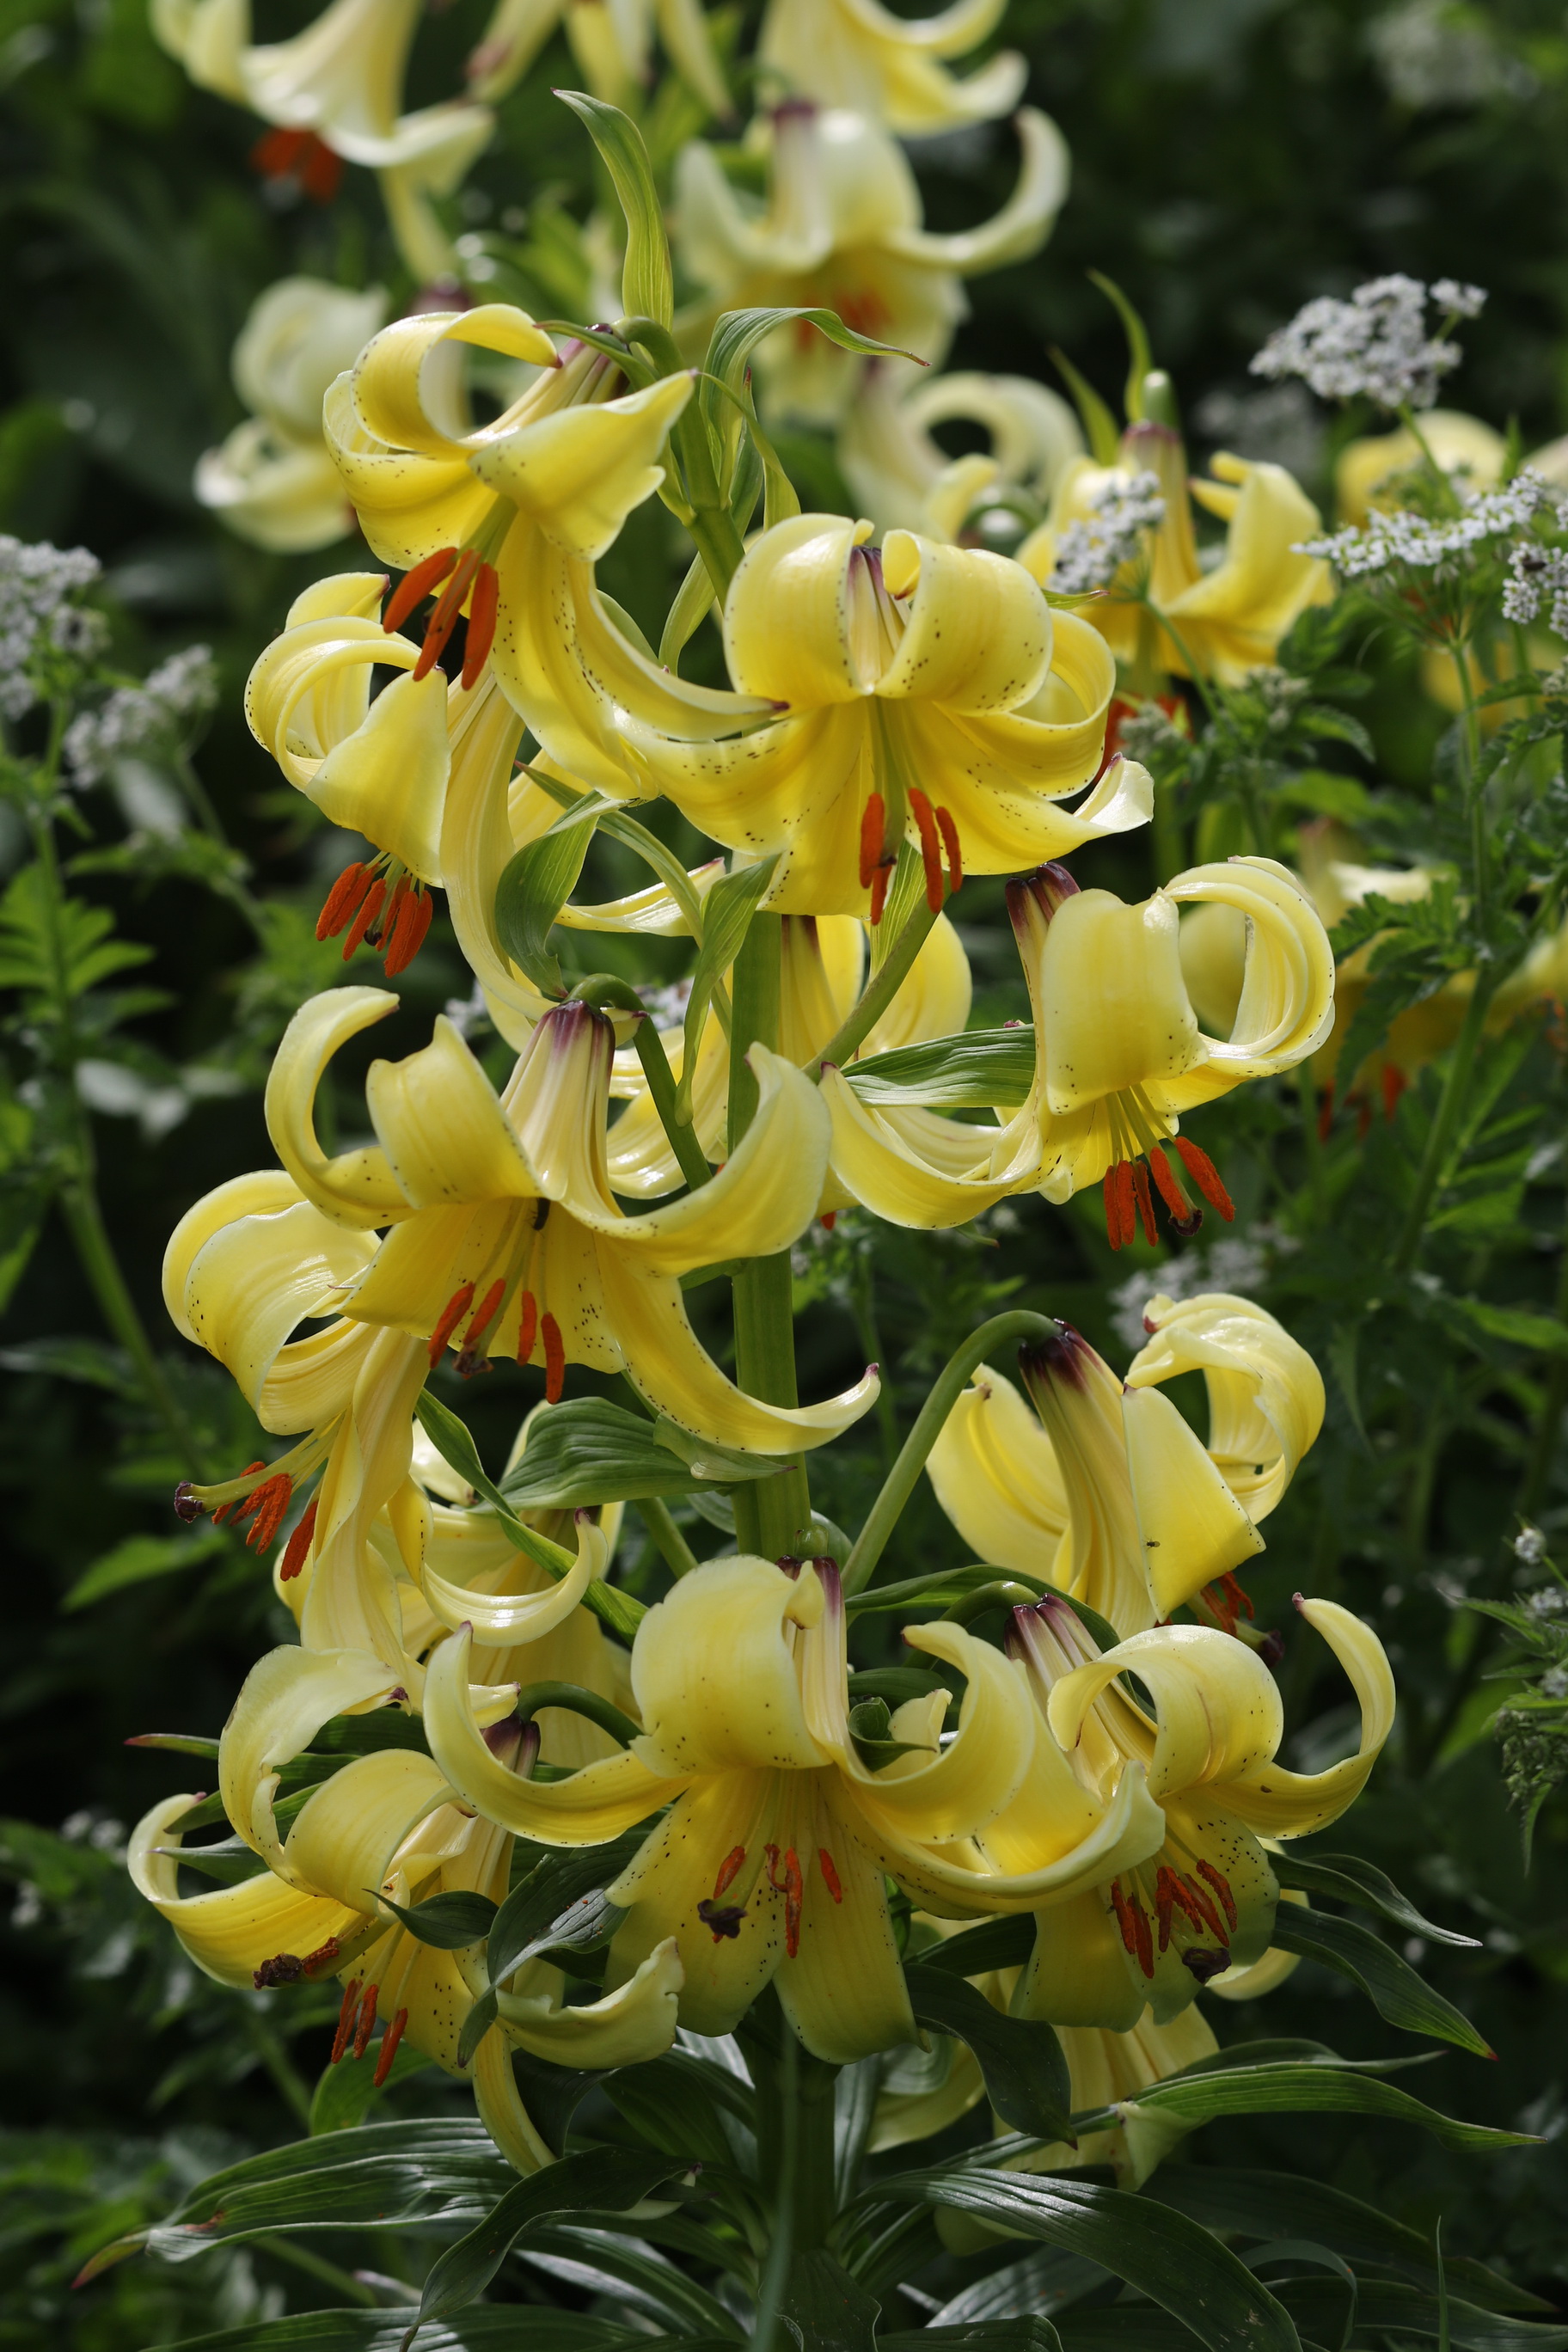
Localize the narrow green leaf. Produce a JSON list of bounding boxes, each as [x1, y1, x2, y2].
[[308, 2041, 433, 2135], [677, 854, 778, 1122], [141, 2312, 631, 2349], [64, 1523, 229, 1608], [1450, 1298, 1568, 1357], [884, 2325, 1064, 2350], [705, 307, 921, 422], [1049, 347, 1121, 464], [488, 1829, 651, 1988], [1095, 2058, 1535, 2149], [659, 547, 718, 670], [1277, 2281, 1568, 2352], [779, 2249, 881, 2349], [905, 1964, 1071, 2140], [148, 2116, 514, 2251], [1271, 1853, 1481, 1946], [522, 2219, 744, 2339], [930, 2246, 1106, 2326], [869, 2166, 1300, 2352], [918, 1914, 1037, 1980], [373, 1889, 499, 1951], [555, 91, 673, 328], [845, 1027, 1036, 1110], [403, 2146, 683, 2343], [499, 1397, 775, 1508], [1088, 269, 1155, 420], [455, 1987, 499, 2071], [493, 803, 599, 997], [1269, 1907, 1491, 2054]]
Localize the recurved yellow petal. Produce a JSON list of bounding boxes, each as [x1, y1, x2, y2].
[[631, 1558, 829, 1776], [366, 1015, 536, 1207], [498, 1936, 683, 2066], [1220, 1598, 1395, 1836], [266, 989, 412, 1228], [925, 1364, 1069, 1579], [1047, 1624, 1284, 1801], [1121, 1384, 1265, 1617], [1127, 1291, 1325, 1522], [469, 374, 695, 562], [129, 1794, 360, 1989], [218, 1644, 404, 1859], [1038, 887, 1202, 1115]]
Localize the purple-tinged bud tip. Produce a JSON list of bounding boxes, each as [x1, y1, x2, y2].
[[173, 1483, 201, 1523]]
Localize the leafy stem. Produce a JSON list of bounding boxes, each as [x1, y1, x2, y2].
[[1391, 964, 1499, 1273]]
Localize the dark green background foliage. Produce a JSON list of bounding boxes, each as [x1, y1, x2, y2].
[[4, 0, 1568, 2343]]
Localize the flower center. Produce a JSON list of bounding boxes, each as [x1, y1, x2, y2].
[[426, 1200, 566, 1395], [1110, 1847, 1237, 1981], [315, 854, 433, 978], [1101, 1103, 1234, 1253]]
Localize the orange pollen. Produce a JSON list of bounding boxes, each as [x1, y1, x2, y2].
[[382, 885, 433, 978], [1155, 1865, 1178, 1952], [516, 1290, 538, 1368], [279, 1497, 319, 1583], [934, 804, 962, 891], [868, 863, 891, 926], [1148, 1142, 1193, 1223], [211, 1463, 266, 1526], [413, 549, 482, 681], [463, 1280, 506, 1355], [1109, 1877, 1137, 1954], [384, 547, 457, 634], [250, 126, 343, 202], [1173, 1136, 1234, 1221], [907, 787, 944, 912], [302, 1936, 341, 1974], [1103, 1160, 1136, 1251], [542, 1311, 566, 1403], [243, 1475, 293, 1553], [352, 1981, 379, 2061], [341, 876, 386, 961], [372, 2006, 409, 2089], [460, 563, 500, 690], [1196, 1860, 1238, 1932], [820, 1210, 836, 1231], [317, 861, 372, 940], [1130, 1895, 1155, 1979], [428, 1283, 476, 1368], [818, 1847, 842, 1903], [1130, 1158, 1157, 1246], [330, 1978, 362, 2066], [713, 1846, 747, 1898], [1183, 1872, 1229, 1946], [858, 792, 885, 891]]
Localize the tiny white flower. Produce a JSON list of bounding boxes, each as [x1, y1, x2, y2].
[[1048, 470, 1167, 594], [1251, 273, 1483, 412]]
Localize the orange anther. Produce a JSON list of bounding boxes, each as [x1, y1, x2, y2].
[[428, 1283, 476, 1368], [463, 1280, 505, 1354], [713, 1846, 747, 1898], [868, 863, 891, 926], [382, 885, 431, 978], [516, 1289, 538, 1367], [858, 792, 885, 891], [820, 1210, 836, 1231], [1130, 1896, 1155, 1979], [341, 876, 386, 960], [413, 549, 482, 681], [818, 1847, 842, 1903], [245, 1475, 293, 1552], [352, 1981, 379, 2061], [1130, 1159, 1157, 1246], [279, 1497, 318, 1583], [908, 787, 943, 913], [330, 1978, 362, 2066], [934, 804, 962, 891], [1155, 1865, 1177, 1953], [384, 547, 458, 634], [1182, 1873, 1228, 1946], [1196, 1859, 1238, 1932], [372, 2006, 409, 2089], [1109, 1877, 1137, 1955], [460, 562, 500, 690], [211, 1464, 265, 1526], [1148, 1142, 1191, 1222], [1172, 1136, 1234, 1221], [316, 862, 372, 940], [1103, 1159, 1136, 1251], [542, 1311, 566, 1403]]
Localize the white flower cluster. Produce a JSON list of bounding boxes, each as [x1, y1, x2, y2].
[[1297, 469, 1565, 582], [1251, 273, 1485, 412], [1048, 470, 1167, 595], [0, 535, 104, 721], [1502, 541, 1568, 638], [64, 645, 219, 787], [1369, 0, 1534, 111]]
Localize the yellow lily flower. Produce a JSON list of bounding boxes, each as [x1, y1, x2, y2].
[[757, 0, 1026, 135], [1001, 1589, 1394, 2029], [838, 363, 1084, 538], [672, 103, 1067, 426], [150, 0, 493, 281], [821, 854, 1333, 1239], [615, 514, 1146, 916], [1019, 429, 1332, 688], [927, 1299, 1323, 1636], [196, 279, 385, 553], [466, 0, 730, 118], [1336, 408, 1505, 525], [420, 1557, 1167, 2062]]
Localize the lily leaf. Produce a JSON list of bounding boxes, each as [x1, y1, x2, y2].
[[848, 1695, 939, 1772], [906, 1963, 1073, 2141], [779, 2249, 882, 2349], [64, 1522, 229, 1609], [1072, 2055, 1536, 2151], [917, 1914, 1037, 1980], [704, 306, 922, 426], [677, 854, 778, 1124], [554, 94, 671, 329], [487, 1827, 652, 1988], [83, 2318, 632, 2350], [499, 1398, 775, 1508], [308, 2041, 432, 2136], [140, 2117, 515, 2253], [372, 1890, 499, 1951], [493, 801, 601, 999], [1270, 1905, 1493, 2055], [1271, 1852, 1481, 1945], [845, 1027, 1036, 1111]]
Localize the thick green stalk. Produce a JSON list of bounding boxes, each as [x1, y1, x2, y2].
[[842, 1310, 1064, 1595], [633, 1016, 713, 1191], [728, 916, 811, 1557], [743, 1995, 838, 2302], [1391, 966, 1498, 1272], [636, 1495, 701, 1579]]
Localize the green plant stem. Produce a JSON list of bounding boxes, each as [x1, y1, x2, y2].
[[510, 1681, 640, 1745], [811, 890, 940, 1075], [728, 915, 811, 1556], [1391, 967, 1498, 1272], [743, 1996, 838, 2298], [622, 315, 747, 601], [842, 1310, 1064, 1595], [634, 1018, 713, 1191], [636, 1495, 701, 1578], [1518, 1200, 1568, 1522]]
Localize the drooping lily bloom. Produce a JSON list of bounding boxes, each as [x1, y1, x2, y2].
[[820, 855, 1334, 1239], [616, 514, 1147, 916], [839, 363, 1083, 537], [757, 0, 1026, 135], [1019, 426, 1332, 688], [128, 1597, 683, 2175], [466, 0, 730, 116], [1000, 1590, 1394, 2029], [421, 1557, 1167, 2064], [196, 279, 385, 553], [672, 102, 1067, 426], [928, 1308, 1323, 1637], [150, 0, 493, 281]]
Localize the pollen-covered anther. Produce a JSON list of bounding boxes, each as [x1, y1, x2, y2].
[[240, 1473, 293, 1553], [211, 1463, 266, 1525], [250, 125, 342, 201], [1172, 1136, 1234, 1222], [372, 2006, 409, 2089], [456, 1279, 506, 1379], [340, 874, 387, 961], [413, 548, 483, 681], [712, 1845, 747, 1899], [329, 1977, 363, 2066], [907, 787, 944, 913], [460, 563, 500, 690], [428, 1283, 476, 1369], [1196, 1859, 1238, 1932], [352, 1981, 379, 2061], [383, 547, 457, 634], [279, 1496, 318, 1583], [1148, 1141, 1203, 1236], [818, 1847, 843, 1903], [315, 861, 376, 942], [934, 805, 963, 892], [541, 1311, 566, 1404], [858, 791, 885, 891], [868, 861, 894, 926]]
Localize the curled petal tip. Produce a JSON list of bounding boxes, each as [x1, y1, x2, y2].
[[1291, 1590, 1307, 1613]]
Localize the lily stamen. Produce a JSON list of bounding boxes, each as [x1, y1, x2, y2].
[[210, 1462, 265, 1524], [428, 1283, 476, 1368], [713, 1846, 747, 1898], [817, 1847, 843, 1902], [352, 1981, 379, 2061], [317, 853, 434, 978], [859, 792, 885, 891], [1172, 1136, 1234, 1221], [455, 1279, 507, 1380], [372, 2006, 409, 2088], [516, 1289, 538, 1368], [934, 805, 963, 892], [541, 1311, 566, 1403], [868, 861, 893, 926], [413, 549, 484, 682], [329, 1978, 362, 2066], [907, 787, 944, 912], [383, 548, 458, 634]]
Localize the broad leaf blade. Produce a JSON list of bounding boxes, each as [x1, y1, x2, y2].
[[373, 1890, 499, 1951], [488, 1828, 652, 1985], [499, 1398, 774, 1507], [493, 803, 599, 996], [555, 92, 672, 328], [1271, 1853, 1481, 1946], [1271, 1905, 1492, 2055], [906, 1963, 1072, 2140], [1083, 2059, 1535, 2150], [845, 1028, 1036, 1110]]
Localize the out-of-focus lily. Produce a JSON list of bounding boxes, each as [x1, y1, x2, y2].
[[422, 1556, 1166, 2061], [466, 0, 730, 118], [1000, 1590, 1393, 2028], [928, 1305, 1324, 1637], [821, 855, 1333, 1239], [838, 364, 1083, 537], [1336, 408, 1505, 525], [1019, 426, 1332, 688], [757, 0, 1026, 135], [196, 279, 385, 553], [618, 514, 1146, 916], [673, 102, 1067, 426], [150, 0, 493, 281]]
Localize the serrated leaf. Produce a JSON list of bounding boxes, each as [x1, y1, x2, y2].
[[1271, 1853, 1481, 1947], [905, 1964, 1072, 2141], [373, 1889, 499, 1951], [555, 92, 672, 328], [499, 1398, 775, 1508], [845, 1027, 1037, 1110], [63, 1522, 229, 1608], [677, 854, 778, 1122], [404, 2146, 684, 2342], [493, 803, 600, 997], [1270, 1906, 1491, 2054]]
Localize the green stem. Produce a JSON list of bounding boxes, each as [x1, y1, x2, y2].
[[634, 1019, 713, 1191], [842, 1310, 1064, 1595], [622, 316, 747, 602], [729, 916, 811, 1557], [811, 891, 940, 1075], [1518, 1203, 1568, 1522], [636, 1495, 702, 1579], [742, 1994, 838, 2298], [1391, 967, 1498, 1272], [1296, 1059, 1325, 1222], [511, 1681, 640, 1745]]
